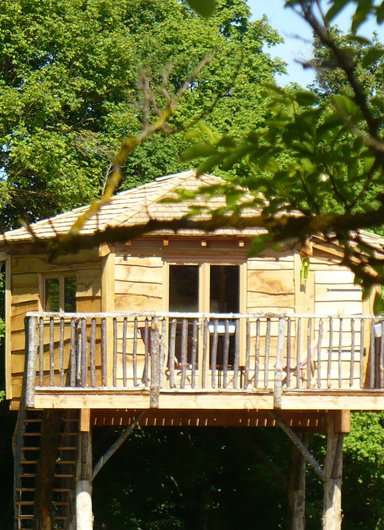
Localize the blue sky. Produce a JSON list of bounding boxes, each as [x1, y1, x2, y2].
[[248, 1, 382, 86]]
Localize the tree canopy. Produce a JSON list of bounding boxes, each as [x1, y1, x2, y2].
[[0, 0, 283, 231]]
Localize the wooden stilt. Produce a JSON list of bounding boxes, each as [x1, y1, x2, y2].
[[288, 434, 306, 530], [76, 410, 93, 530], [323, 412, 344, 530], [34, 410, 62, 530]]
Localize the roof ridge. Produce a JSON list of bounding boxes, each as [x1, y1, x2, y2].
[[111, 170, 200, 226], [5, 170, 201, 237], [1, 170, 243, 243]]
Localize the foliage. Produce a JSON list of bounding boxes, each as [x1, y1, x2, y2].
[[0, 0, 283, 231], [177, 0, 384, 293], [343, 413, 384, 529], [92, 426, 291, 529], [310, 27, 384, 99]]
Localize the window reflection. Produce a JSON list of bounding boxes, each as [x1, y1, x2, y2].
[[45, 278, 60, 312], [64, 277, 77, 312], [44, 276, 76, 311]]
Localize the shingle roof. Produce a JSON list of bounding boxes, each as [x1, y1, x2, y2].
[[2, 170, 263, 243]]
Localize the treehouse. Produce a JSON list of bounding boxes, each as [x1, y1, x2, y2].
[[2, 170, 384, 529]]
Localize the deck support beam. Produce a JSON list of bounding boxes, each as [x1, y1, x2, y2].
[[322, 413, 344, 530], [76, 410, 93, 530], [288, 434, 306, 530]]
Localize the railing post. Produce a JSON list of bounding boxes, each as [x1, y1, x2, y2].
[[150, 318, 160, 408], [25, 316, 38, 407], [274, 317, 286, 409]]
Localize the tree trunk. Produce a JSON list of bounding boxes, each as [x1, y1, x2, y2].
[[33, 410, 62, 530], [323, 413, 343, 530], [288, 434, 306, 530]]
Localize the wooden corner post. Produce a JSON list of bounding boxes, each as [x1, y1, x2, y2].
[[101, 247, 115, 387], [322, 411, 346, 530]]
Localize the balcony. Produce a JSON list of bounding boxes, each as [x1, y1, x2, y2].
[[23, 311, 384, 411]]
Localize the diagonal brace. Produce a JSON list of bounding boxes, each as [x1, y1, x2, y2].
[[269, 411, 326, 482], [93, 411, 145, 480]]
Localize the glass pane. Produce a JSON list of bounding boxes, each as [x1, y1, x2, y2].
[[169, 265, 199, 312], [64, 277, 77, 312], [45, 279, 60, 312], [210, 266, 239, 313], [209, 266, 239, 367]]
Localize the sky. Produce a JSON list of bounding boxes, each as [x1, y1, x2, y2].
[[248, 0, 382, 87]]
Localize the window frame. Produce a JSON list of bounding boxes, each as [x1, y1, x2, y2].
[[165, 260, 246, 315], [40, 273, 77, 312], [165, 260, 247, 369]]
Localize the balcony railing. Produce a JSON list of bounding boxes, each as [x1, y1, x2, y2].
[[24, 311, 384, 407]]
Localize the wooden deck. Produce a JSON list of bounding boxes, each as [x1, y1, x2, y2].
[[23, 311, 384, 411]]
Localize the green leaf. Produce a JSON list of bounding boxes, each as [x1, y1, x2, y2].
[[181, 142, 217, 161], [196, 153, 225, 175], [362, 46, 384, 68], [348, 35, 372, 45], [376, 3, 384, 24], [186, 0, 216, 17], [217, 135, 236, 148], [373, 290, 384, 315], [362, 153, 376, 172], [332, 94, 360, 117], [294, 90, 319, 106], [326, 0, 351, 23], [248, 234, 272, 256], [352, 2, 373, 33]]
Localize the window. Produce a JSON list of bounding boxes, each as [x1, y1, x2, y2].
[[44, 276, 77, 312], [168, 263, 242, 369], [210, 266, 239, 313], [169, 265, 199, 312], [168, 264, 240, 313]]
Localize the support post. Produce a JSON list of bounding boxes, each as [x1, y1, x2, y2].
[[288, 434, 306, 530], [150, 318, 160, 408], [274, 317, 286, 408], [33, 410, 62, 530], [25, 316, 38, 407], [323, 412, 344, 530], [76, 410, 93, 530]]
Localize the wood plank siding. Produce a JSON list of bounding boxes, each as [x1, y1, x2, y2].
[[5, 233, 380, 413], [9, 251, 102, 401], [114, 255, 164, 312]]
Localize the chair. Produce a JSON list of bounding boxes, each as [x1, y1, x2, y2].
[[282, 338, 318, 388], [139, 325, 191, 388]]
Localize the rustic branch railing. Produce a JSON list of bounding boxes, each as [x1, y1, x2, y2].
[[24, 311, 384, 407]]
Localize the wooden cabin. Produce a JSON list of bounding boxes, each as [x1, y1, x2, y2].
[[2, 170, 384, 529]]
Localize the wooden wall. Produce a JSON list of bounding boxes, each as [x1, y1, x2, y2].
[[311, 251, 366, 387], [7, 237, 374, 401], [246, 252, 296, 313], [8, 251, 102, 402], [114, 254, 164, 312], [312, 255, 364, 315]]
